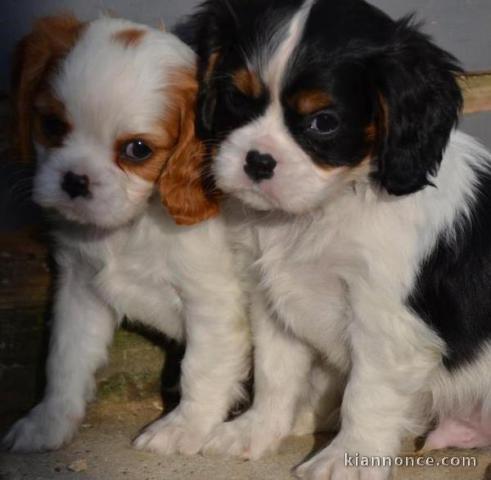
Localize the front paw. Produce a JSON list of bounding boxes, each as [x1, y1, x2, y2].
[[295, 446, 390, 480], [2, 402, 81, 452], [133, 409, 210, 456], [202, 412, 287, 460]]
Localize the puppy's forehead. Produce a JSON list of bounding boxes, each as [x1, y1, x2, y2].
[[52, 18, 194, 135], [233, 0, 393, 93], [233, 0, 307, 78]]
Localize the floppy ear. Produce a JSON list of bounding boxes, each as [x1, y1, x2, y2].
[[370, 17, 463, 195], [190, 0, 239, 136], [159, 72, 220, 226], [11, 14, 83, 162]]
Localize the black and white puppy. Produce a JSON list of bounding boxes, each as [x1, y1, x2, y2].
[[192, 0, 491, 478]]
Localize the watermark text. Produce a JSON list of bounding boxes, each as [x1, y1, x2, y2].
[[345, 453, 478, 469]]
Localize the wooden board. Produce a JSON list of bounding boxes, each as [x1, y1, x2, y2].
[[461, 72, 491, 114]]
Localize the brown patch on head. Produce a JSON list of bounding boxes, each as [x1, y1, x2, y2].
[[289, 89, 332, 115], [112, 28, 146, 48], [364, 93, 389, 158], [204, 51, 221, 83], [197, 50, 222, 133], [116, 68, 220, 226], [364, 123, 377, 143], [12, 14, 84, 162], [378, 94, 389, 132], [232, 68, 263, 98]]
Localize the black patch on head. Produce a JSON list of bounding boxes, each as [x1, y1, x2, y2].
[[281, 0, 393, 170], [193, 0, 462, 191], [281, 0, 462, 182], [408, 161, 491, 370], [190, 0, 304, 139], [282, 62, 377, 169]]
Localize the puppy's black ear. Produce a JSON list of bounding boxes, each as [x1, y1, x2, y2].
[[371, 17, 463, 195], [188, 0, 239, 136]]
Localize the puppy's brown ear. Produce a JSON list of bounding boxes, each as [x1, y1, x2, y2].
[[12, 14, 83, 162], [160, 70, 220, 226]]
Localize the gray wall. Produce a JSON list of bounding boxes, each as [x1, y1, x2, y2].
[[372, 0, 491, 72], [3, 0, 491, 87]]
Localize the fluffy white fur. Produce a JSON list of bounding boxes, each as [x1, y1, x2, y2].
[[200, 2, 491, 478], [211, 129, 491, 479], [3, 17, 250, 454]]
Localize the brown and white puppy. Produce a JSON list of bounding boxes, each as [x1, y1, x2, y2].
[[3, 15, 249, 455]]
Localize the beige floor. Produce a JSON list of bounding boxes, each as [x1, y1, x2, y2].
[[1, 397, 490, 480]]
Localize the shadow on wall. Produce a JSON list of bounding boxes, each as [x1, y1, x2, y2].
[[0, 93, 41, 232]]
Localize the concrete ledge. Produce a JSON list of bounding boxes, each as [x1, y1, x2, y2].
[[1, 398, 490, 480]]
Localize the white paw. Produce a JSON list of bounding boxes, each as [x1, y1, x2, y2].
[[2, 402, 81, 452], [295, 446, 390, 480], [202, 412, 286, 460], [133, 409, 210, 455]]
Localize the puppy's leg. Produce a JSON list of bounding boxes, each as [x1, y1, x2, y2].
[[292, 362, 344, 437], [296, 296, 441, 480], [134, 268, 250, 455], [202, 290, 313, 460], [2, 263, 117, 452]]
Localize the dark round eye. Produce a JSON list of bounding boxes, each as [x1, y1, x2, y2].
[[40, 114, 69, 141], [308, 111, 340, 135], [121, 140, 153, 162]]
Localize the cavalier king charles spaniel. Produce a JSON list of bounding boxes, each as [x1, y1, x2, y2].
[[3, 15, 249, 455], [191, 0, 491, 478]]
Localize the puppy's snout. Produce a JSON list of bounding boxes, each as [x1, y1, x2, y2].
[[244, 150, 277, 182], [62, 171, 91, 199]]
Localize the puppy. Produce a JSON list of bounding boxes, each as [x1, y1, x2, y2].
[[192, 0, 491, 478], [2, 15, 249, 455]]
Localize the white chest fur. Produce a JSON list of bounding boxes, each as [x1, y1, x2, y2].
[[53, 198, 233, 342]]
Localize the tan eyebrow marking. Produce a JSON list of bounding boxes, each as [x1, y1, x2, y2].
[[112, 28, 146, 48], [289, 89, 332, 115], [232, 68, 263, 98]]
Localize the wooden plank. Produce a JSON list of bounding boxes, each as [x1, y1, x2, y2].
[[0, 230, 168, 418], [0, 227, 50, 311], [461, 72, 491, 114]]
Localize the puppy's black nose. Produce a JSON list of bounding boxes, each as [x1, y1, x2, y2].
[[244, 150, 277, 182], [61, 171, 90, 199]]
